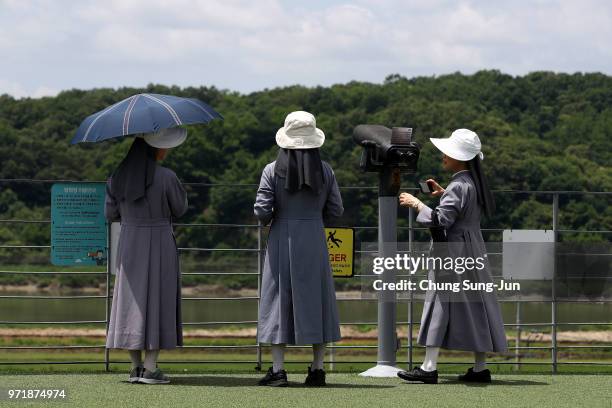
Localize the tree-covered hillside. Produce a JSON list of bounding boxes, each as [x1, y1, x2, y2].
[[0, 70, 610, 265]]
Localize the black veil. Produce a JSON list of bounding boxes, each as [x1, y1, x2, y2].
[[467, 156, 495, 218], [274, 148, 324, 194], [110, 138, 157, 202]]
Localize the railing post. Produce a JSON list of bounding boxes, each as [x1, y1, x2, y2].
[[407, 207, 414, 370], [551, 193, 559, 374], [104, 222, 111, 372], [514, 301, 521, 370], [256, 220, 263, 371]]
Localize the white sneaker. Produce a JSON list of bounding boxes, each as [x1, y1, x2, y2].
[[128, 367, 144, 383], [139, 368, 170, 384]]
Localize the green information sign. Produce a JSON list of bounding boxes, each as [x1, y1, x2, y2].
[[51, 183, 108, 266]]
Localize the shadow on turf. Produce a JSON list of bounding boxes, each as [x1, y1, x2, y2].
[[438, 377, 549, 387], [168, 376, 394, 388], [125, 376, 547, 388]]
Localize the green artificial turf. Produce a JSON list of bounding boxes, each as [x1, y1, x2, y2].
[[1, 373, 611, 408], [2, 347, 612, 375]]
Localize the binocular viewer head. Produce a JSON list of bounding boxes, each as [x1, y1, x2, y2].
[[353, 124, 420, 173]]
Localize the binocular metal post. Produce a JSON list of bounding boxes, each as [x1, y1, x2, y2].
[[359, 167, 403, 377], [353, 125, 419, 377]]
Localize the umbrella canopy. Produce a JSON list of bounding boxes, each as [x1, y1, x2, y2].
[[71, 93, 222, 144]]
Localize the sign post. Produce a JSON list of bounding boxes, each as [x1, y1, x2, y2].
[[51, 183, 107, 266], [325, 227, 355, 277]]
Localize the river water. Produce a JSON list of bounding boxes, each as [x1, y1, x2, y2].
[[2, 292, 611, 328]]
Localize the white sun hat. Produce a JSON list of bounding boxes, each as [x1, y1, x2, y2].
[[275, 111, 325, 149], [430, 128, 484, 161], [142, 127, 187, 149]]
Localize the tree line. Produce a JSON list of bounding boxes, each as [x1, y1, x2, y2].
[[0, 70, 610, 269]]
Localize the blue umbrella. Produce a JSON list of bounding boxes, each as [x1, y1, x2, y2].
[[71, 93, 222, 144]]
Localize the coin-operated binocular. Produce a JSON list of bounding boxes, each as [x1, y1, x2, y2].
[[353, 125, 420, 196], [354, 125, 420, 173], [353, 124, 421, 378]]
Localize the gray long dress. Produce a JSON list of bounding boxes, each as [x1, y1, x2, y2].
[[255, 160, 343, 345], [416, 170, 508, 352], [104, 164, 188, 350]]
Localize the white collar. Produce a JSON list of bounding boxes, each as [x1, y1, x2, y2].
[[452, 169, 470, 178]]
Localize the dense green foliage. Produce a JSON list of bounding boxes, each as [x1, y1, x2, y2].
[[0, 70, 610, 269]]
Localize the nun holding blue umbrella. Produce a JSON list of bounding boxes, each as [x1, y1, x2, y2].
[[72, 94, 222, 384]]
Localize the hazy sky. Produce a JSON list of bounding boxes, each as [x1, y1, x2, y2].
[[1, 0, 611, 98]]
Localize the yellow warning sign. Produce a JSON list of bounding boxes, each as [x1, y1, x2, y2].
[[325, 227, 355, 277]]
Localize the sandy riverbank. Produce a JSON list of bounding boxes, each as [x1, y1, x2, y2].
[[1, 327, 611, 343]]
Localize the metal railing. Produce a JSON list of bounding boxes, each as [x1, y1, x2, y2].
[[0, 179, 610, 373]]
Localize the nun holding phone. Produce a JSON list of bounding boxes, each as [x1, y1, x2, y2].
[[104, 128, 188, 385], [398, 129, 507, 384], [254, 111, 344, 387]]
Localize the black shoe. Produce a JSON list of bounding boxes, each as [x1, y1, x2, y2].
[[258, 367, 288, 387], [304, 366, 326, 387], [397, 367, 438, 384], [458, 367, 491, 383]]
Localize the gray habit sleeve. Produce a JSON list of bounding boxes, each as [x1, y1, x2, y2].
[[323, 167, 344, 226], [254, 164, 275, 225], [104, 178, 120, 222], [416, 182, 464, 228], [165, 170, 188, 218]]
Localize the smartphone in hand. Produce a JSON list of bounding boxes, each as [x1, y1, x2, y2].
[[418, 180, 432, 194]]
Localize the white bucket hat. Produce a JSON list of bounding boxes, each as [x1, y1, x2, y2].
[[141, 127, 187, 149], [276, 111, 325, 149], [430, 128, 484, 161]]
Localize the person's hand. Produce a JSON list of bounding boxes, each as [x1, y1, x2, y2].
[[427, 179, 445, 197], [399, 192, 424, 212]]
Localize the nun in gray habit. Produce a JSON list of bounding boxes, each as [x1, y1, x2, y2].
[[104, 128, 188, 385], [254, 111, 343, 387], [398, 129, 507, 385]]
